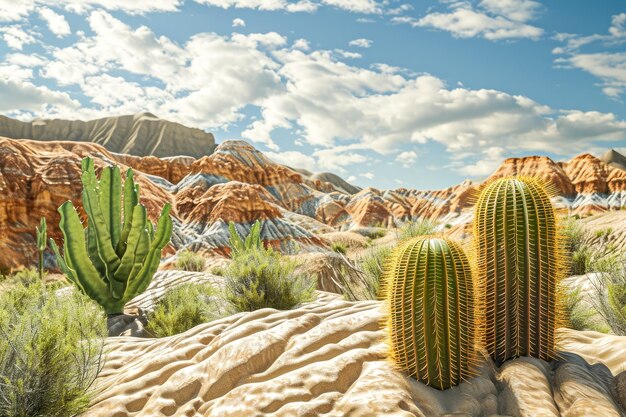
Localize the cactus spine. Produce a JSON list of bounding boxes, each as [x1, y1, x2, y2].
[[383, 236, 478, 390], [50, 157, 173, 315], [474, 176, 564, 364], [36, 217, 47, 281]]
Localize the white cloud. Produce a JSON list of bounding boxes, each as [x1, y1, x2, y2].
[[5, 8, 626, 179], [334, 49, 362, 59], [396, 0, 543, 41], [0, 25, 36, 50], [0, 78, 78, 114], [266, 150, 316, 170], [39, 11, 283, 131], [360, 172, 374, 179], [39, 7, 71, 37], [553, 13, 626, 98], [293, 38, 310, 50], [232, 18, 245, 27], [193, 0, 381, 13], [479, 0, 542, 22], [396, 150, 417, 167], [348, 38, 372, 48], [456, 146, 505, 177]]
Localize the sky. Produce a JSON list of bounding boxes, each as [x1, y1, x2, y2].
[[1, 0, 625, 190]]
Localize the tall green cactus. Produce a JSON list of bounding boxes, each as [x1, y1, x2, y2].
[[50, 157, 173, 315], [474, 176, 565, 364], [36, 217, 47, 281], [382, 236, 479, 390]]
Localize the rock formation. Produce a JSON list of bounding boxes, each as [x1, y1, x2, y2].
[[2, 132, 626, 269], [0, 113, 215, 158]]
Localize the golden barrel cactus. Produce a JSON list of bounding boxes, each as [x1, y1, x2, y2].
[[382, 236, 479, 390], [474, 176, 565, 364]]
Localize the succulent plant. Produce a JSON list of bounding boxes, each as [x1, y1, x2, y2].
[[50, 157, 172, 315], [382, 235, 479, 390], [474, 176, 565, 364], [228, 220, 263, 257], [36, 217, 47, 280]]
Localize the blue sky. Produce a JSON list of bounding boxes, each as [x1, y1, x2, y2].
[[1, 0, 625, 190]]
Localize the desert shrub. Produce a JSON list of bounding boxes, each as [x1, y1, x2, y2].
[[369, 229, 387, 239], [211, 266, 225, 276], [397, 219, 437, 240], [562, 217, 592, 275], [146, 282, 218, 337], [331, 242, 347, 254], [175, 249, 206, 272], [595, 227, 613, 240], [563, 287, 599, 331], [224, 220, 315, 312], [0, 282, 106, 417], [589, 254, 626, 335], [330, 245, 392, 301], [224, 248, 315, 313], [0, 268, 40, 288]]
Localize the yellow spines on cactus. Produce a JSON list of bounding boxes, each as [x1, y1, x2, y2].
[[473, 176, 566, 364], [381, 235, 480, 390]]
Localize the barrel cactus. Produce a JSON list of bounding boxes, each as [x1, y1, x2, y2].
[[474, 176, 565, 364], [50, 157, 173, 315], [382, 236, 479, 390]]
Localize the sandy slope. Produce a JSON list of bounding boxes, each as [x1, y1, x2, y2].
[[87, 286, 626, 417]]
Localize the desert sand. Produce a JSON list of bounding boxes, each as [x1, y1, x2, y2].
[[86, 272, 626, 417]]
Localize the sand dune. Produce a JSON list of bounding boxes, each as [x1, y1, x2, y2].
[[87, 285, 626, 417]]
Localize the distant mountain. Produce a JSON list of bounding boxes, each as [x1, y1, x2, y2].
[[0, 112, 215, 158], [2, 127, 626, 269], [601, 149, 626, 171]]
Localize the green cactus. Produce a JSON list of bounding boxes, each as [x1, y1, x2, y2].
[[474, 176, 565, 364], [382, 235, 479, 390], [228, 220, 263, 258], [36, 217, 47, 281], [50, 157, 173, 315]]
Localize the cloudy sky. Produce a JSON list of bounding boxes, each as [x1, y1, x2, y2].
[[1, 0, 625, 189]]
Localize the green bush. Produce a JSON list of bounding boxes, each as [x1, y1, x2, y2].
[[146, 282, 218, 337], [589, 254, 626, 335], [331, 242, 347, 254], [224, 249, 315, 313], [0, 268, 40, 288], [0, 282, 106, 417], [175, 249, 206, 272], [595, 227, 613, 240], [369, 229, 386, 239], [563, 287, 599, 331], [397, 219, 437, 240], [562, 217, 592, 275]]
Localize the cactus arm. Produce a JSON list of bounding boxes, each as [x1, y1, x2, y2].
[[57, 201, 110, 307], [228, 221, 244, 256], [99, 166, 122, 250], [123, 203, 172, 302], [80, 158, 123, 298], [113, 205, 149, 291], [117, 169, 138, 257]]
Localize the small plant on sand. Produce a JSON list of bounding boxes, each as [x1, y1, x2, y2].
[[369, 229, 386, 239], [146, 282, 219, 337], [589, 254, 626, 336], [0, 268, 40, 288], [397, 218, 437, 240], [562, 216, 592, 275], [50, 157, 173, 316], [563, 287, 600, 331], [334, 245, 391, 301], [36, 217, 47, 281], [224, 221, 315, 312], [0, 281, 106, 417], [175, 249, 206, 272], [331, 242, 347, 254]]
